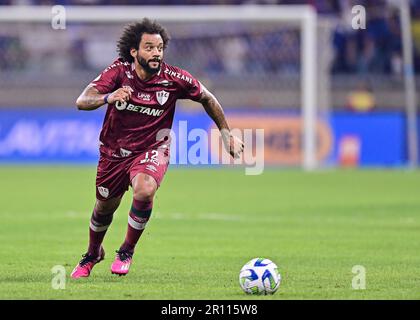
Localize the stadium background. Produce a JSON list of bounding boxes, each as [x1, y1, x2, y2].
[[0, 0, 420, 300], [1, 0, 420, 166]]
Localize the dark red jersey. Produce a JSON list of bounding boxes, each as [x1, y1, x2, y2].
[[90, 58, 202, 158]]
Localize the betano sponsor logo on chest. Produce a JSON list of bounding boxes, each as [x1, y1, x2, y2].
[[114, 100, 164, 116]]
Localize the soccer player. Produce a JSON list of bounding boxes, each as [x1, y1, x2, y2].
[[71, 18, 244, 278]]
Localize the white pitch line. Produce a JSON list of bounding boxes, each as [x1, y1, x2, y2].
[[154, 212, 243, 222]]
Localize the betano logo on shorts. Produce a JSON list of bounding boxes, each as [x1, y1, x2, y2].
[[115, 101, 164, 117]]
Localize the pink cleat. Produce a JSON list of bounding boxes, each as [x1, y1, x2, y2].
[[70, 247, 105, 279], [111, 250, 133, 276]]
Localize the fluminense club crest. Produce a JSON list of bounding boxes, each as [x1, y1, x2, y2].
[[97, 186, 109, 198], [156, 90, 169, 106]]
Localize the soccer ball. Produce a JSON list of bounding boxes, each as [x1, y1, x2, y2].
[[239, 258, 281, 295]]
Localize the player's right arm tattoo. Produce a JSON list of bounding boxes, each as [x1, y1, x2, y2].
[[76, 84, 107, 111]]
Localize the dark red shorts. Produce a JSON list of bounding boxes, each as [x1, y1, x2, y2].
[[95, 148, 170, 201]]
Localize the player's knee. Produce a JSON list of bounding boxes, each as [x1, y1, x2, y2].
[[133, 183, 156, 201], [95, 198, 121, 215]]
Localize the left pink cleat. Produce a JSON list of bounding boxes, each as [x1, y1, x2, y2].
[[71, 247, 105, 279], [111, 250, 133, 276]]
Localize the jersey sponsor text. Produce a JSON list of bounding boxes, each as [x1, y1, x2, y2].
[[115, 101, 164, 117]]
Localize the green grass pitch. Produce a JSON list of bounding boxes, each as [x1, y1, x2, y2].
[[0, 166, 419, 299]]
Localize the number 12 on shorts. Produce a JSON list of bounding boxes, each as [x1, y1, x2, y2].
[[140, 150, 159, 165]]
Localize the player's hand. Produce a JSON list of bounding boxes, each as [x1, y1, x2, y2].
[[106, 87, 133, 104], [221, 131, 244, 159]]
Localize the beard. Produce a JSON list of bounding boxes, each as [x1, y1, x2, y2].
[[137, 55, 161, 74]]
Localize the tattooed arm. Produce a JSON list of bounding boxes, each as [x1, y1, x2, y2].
[[199, 86, 230, 131], [76, 84, 133, 111], [198, 85, 244, 159]]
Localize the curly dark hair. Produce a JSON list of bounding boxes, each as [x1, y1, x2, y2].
[[117, 18, 170, 63]]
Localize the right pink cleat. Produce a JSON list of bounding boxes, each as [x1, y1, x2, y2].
[[70, 247, 105, 279], [111, 250, 133, 276]]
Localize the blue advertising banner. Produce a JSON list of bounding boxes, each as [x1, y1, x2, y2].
[[330, 112, 407, 166], [0, 109, 104, 163], [0, 108, 416, 166]]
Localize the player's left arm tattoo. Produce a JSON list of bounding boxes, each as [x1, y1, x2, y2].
[[198, 86, 230, 132], [198, 85, 244, 159]]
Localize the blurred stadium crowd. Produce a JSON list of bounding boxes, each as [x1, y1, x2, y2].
[[1, 0, 420, 76]]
